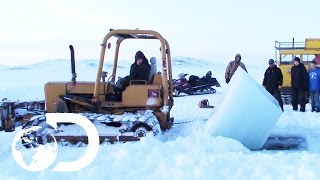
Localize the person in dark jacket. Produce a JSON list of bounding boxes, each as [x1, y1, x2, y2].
[[291, 57, 308, 112], [117, 51, 151, 90], [263, 59, 284, 111], [308, 61, 320, 112]]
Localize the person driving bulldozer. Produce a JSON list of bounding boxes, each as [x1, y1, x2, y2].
[[225, 54, 248, 84], [116, 51, 151, 90]]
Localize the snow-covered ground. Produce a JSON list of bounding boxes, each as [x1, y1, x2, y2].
[[1, 58, 320, 179]]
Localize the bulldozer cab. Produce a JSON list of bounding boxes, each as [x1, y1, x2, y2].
[[94, 29, 173, 104], [275, 38, 320, 94], [44, 29, 174, 130]]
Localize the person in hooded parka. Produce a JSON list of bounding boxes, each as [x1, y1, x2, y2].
[[117, 51, 151, 90]]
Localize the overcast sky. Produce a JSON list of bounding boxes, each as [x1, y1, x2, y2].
[[0, 0, 319, 66]]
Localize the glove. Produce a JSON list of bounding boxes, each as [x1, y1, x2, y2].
[[225, 78, 230, 84], [278, 85, 282, 89]]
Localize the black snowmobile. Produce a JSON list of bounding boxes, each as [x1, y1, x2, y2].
[[173, 71, 221, 96]]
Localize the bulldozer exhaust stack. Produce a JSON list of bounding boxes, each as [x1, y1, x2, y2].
[[69, 45, 77, 83]]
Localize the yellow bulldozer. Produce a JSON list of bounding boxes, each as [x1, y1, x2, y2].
[[275, 38, 320, 103], [19, 29, 175, 147]]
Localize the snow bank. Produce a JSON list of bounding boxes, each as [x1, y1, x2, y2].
[[206, 68, 282, 150], [3, 59, 320, 179]]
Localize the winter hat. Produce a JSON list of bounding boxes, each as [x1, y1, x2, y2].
[[235, 54, 241, 60], [135, 51, 146, 62], [206, 71, 212, 76], [268, 59, 275, 65], [294, 57, 301, 63]]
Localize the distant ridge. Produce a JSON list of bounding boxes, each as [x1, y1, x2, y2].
[[0, 57, 222, 70]]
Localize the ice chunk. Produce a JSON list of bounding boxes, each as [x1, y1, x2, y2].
[[205, 68, 282, 150]]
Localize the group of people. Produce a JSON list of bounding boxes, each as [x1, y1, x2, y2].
[[117, 51, 320, 113], [225, 54, 320, 112]]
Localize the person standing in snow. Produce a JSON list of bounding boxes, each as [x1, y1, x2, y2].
[[262, 59, 284, 111], [291, 57, 308, 112], [225, 54, 247, 84], [308, 61, 320, 112]]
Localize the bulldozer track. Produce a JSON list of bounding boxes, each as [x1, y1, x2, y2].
[[21, 110, 162, 147]]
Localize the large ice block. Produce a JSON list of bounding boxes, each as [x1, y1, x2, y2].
[[205, 68, 282, 150]]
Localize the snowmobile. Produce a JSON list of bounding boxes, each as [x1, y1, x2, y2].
[[17, 29, 175, 147], [173, 71, 220, 96]]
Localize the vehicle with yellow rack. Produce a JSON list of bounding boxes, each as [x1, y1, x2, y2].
[[275, 38, 320, 103]]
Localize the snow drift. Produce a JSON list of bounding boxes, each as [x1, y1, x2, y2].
[[206, 68, 282, 150], [2, 59, 320, 179]]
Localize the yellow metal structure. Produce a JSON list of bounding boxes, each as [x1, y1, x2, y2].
[[275, 38, 320, 93], [44, 29, 174, 130]]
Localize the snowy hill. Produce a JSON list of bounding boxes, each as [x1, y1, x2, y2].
[[1, 58, 320, 179], [0, 57, 263, 100]]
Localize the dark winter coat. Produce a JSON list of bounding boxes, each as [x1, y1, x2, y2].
[[128, 63, 150, 81], [116, 51, 151, 90], [128, 51, 151, 81], [291, 63, 308, 90], [262, 65, 283, 90]]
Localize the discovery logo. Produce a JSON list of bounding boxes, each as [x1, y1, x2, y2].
[[11, 113, 99, 172]]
